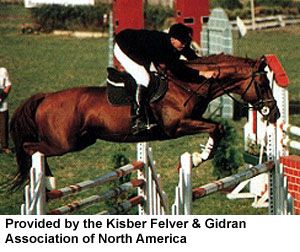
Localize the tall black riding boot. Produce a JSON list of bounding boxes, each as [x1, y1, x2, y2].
[[132, 85, 150, 135]]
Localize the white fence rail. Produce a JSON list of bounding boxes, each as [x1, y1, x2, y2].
[[231, 15, 300, 30]]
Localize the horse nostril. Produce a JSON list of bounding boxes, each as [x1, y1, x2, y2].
[[270, 109, 280, 123]]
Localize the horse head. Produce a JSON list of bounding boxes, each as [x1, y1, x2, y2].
[[236, 56, 280, 123], [186, 54, 280, 124]]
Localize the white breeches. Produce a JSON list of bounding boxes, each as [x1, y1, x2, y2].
[[114, 43, 150, 87]]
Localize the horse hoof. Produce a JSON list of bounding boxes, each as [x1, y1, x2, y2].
[[192, 152, 202, 167], [45, 176, 56, 190]]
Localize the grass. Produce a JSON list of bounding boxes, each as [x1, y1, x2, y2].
[[0, 4, 299, 215], [233, 26, 300, 101]]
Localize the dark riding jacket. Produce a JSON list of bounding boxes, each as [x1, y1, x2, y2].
[[115, 29, 205, 83]]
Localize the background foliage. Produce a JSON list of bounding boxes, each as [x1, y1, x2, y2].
[[144, 4, 174, 30], [255, 0, 296, 7], [29, 3, 174, 32], [30, 3, 109, 32]]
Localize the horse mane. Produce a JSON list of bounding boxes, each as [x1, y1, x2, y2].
[[166, 53, 264, 84], [188, 53, 257, 66]]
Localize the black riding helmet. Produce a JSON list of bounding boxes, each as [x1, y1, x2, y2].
[[169, 23, 193, 45]]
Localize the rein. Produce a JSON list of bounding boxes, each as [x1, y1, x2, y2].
[[182, 78, 210, 107], [158, 68, 211, 106], [179, 63, 276, 111], [219, 68, 277, 111]]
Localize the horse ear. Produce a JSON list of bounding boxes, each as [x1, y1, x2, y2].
[[258, 56, 267, 72]]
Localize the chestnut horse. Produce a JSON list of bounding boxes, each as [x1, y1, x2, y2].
[[10, 54, 280, 189]]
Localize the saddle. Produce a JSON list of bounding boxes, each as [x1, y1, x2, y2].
[[106, 67, 168, 106]]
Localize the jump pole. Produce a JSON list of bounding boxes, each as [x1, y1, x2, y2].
[[172, 153, 275, 215], [21, 143, 167, 215]]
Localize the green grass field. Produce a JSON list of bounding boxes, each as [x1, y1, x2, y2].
[[0, 4, 299, 215]]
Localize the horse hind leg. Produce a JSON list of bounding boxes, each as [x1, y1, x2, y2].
[[23, 132, 96, 189], [23, 141, 68, 190]]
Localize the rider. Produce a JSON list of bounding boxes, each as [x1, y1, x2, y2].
[[114, 23, 214, 134]]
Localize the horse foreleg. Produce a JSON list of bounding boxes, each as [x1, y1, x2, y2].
[[175, 118, 224, 167]]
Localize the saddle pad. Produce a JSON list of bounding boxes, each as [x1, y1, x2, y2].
[[106, 72, 168, 106], [107, 81, 132, 106]]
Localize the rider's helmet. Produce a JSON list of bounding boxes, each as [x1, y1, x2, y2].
[[169, 23, 193, 45]]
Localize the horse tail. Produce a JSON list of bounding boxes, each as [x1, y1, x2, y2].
[[9, 93, 46, 190]]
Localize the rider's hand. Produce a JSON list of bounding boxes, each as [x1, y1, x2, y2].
[[199, 70, 215, 79]]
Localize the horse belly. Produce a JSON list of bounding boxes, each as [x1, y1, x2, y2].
[[90, 105, 132, 136]]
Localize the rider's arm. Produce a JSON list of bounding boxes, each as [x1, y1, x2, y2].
[[168, 59, 206, 83], [181, 46, 198, 61]]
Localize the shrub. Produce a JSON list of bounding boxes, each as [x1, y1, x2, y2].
[[227, 7, 251, 19], [144, 5, 174, 30], [31, 4, 174, 33], [212, 118, 243, 178], [31, 3, 109, 32], [212, 0, 243, 10], [255, 0, 294, 8]]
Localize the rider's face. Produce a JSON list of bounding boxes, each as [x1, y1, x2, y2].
[[170, 37, 185, 51]]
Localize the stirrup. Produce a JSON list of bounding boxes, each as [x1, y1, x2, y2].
[[132, 118, 156, 135]]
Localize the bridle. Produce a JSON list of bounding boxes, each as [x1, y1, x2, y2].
[[176, 62, 277, 114], [220, 66, 277, 112]]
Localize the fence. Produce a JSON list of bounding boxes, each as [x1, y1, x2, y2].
[[171, 153, 284, 215], [21, 143, 168, 215], [231, 15, 300, 30]]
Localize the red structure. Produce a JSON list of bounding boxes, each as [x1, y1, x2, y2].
[[265, 55, 290, 87], [113, 0, 144, 69], [281, 156, 300, 215], [174, 0, 209, 45]]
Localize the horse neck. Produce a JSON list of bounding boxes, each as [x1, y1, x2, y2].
[[166, 59, 257, 105], [208, 64, 253, 100]]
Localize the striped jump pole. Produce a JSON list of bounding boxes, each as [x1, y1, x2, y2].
[[47, 161, 144, 200], [21, 143, 167, 215], [192, 162, 274, 200], [172, 152, 275, 215], [280, 123, 300, 151], [47, 179, 144, 215], [99, 195, 145, 215]]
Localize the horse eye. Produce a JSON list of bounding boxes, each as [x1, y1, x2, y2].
[[261, 106, 270, 116]]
